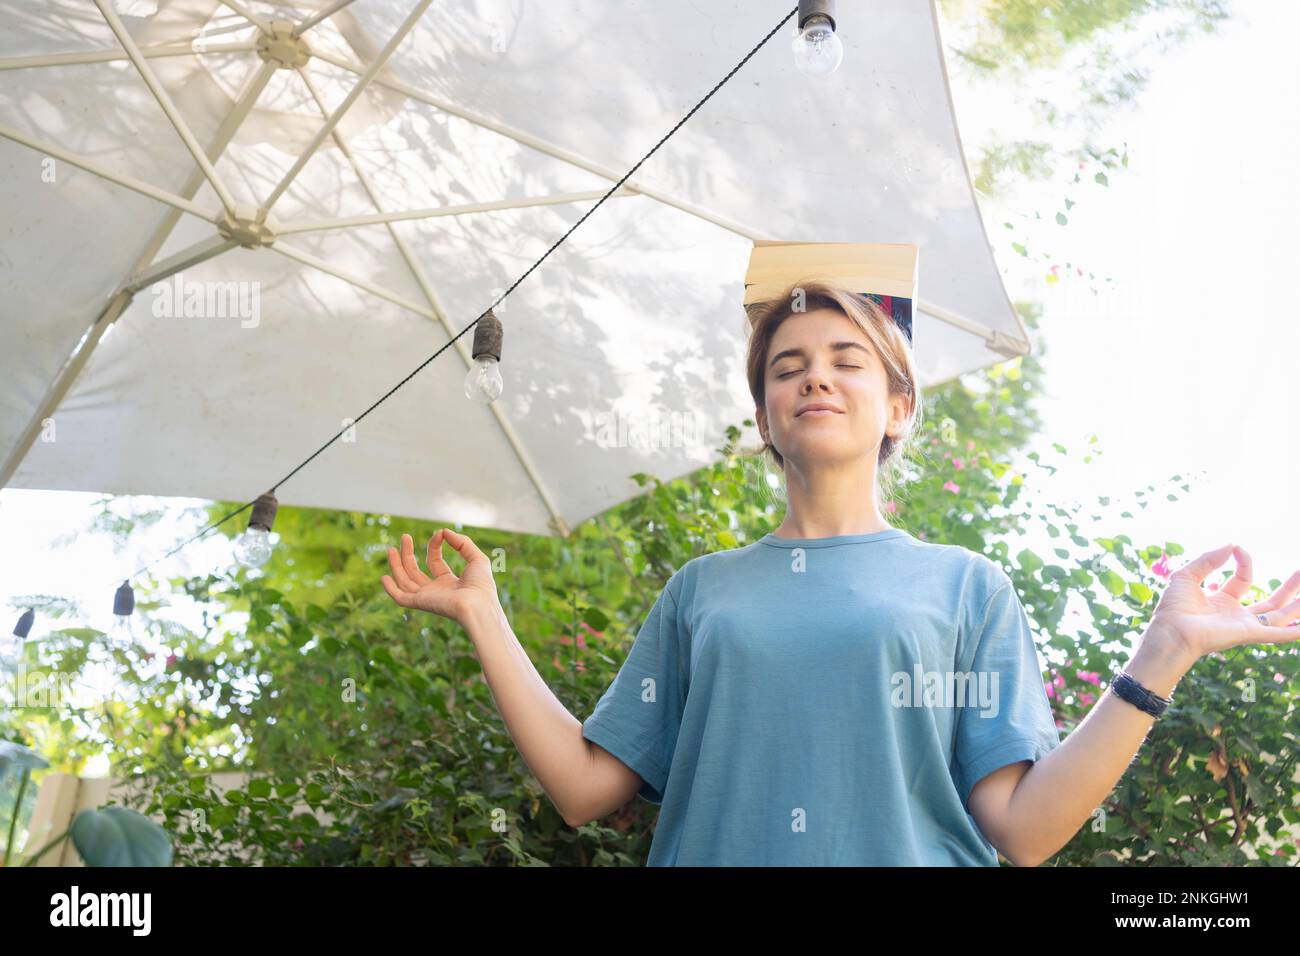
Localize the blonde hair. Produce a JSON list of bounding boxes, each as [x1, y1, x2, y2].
[[744, 277, 924, 509]]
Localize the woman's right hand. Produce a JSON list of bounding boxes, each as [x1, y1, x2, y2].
[[380, 529, 500, 626]]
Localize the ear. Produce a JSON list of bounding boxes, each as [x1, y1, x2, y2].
[[885, 392, 910, 438], [756, 405, 769, 445]]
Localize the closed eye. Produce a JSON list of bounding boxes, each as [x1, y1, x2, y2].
[[777, 364, 861, 379]]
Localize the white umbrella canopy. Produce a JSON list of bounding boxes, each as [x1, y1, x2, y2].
[[0, 0, 1029, 539]]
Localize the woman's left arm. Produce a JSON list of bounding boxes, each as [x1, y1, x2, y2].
[[971, 543, 1300, 867]]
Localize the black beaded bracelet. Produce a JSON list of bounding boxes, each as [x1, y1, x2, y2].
[[1110, 670, 1173, 718]]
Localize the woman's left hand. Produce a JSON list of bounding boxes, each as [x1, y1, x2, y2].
[[1148, 542, 1300, 662]]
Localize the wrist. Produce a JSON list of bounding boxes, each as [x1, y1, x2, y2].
[[1124, 621, 1197, 700], [464, 596, 507, 638]]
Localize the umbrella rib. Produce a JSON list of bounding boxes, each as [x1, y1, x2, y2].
[[0, 120, 214, 222], [261, 0, 434, 217], [294, 0, 359, 37], [122, 236, 240, 294], [92, 0, 240, 215], [310, 47, 773, 243], [215, 0, 274, 35], [275, 188, 640, 236], [919, 299, 1030, 357], [0, 40, 257, 71], [269, 241, 439, 321], [294, 65, 574, 537], [0, 60, 279, 490]]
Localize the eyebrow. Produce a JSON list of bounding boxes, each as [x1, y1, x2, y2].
[[768, 341, 873, 369]]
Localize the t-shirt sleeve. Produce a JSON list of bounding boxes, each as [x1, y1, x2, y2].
[[952, 568, 1062, 814], [580, 576, 689, 805]]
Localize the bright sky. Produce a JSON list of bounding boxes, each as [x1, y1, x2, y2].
[[3, 1, 1298, 745], [958, 0, 1300, 591]]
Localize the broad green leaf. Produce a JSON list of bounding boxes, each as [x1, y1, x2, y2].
[[70, 807, 172, 867]]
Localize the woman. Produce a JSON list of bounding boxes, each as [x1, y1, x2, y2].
[[380, 278, 1300, 866]]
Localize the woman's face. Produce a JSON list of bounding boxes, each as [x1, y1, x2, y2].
[[756, 307, 908, 472]]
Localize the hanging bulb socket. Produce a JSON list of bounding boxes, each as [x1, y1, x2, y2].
[[470, 308, 503, 363], [249, 490, 279, 532], [113, 580, 135, 617], [14, 608, 34, 639], [798, 0, 836, 32]]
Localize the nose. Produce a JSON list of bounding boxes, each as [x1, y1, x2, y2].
[[801, 369, 834, 394]]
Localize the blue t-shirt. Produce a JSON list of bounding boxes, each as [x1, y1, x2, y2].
[[579, 527, 1062, 865]]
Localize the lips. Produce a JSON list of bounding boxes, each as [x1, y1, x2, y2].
[[796, 404, 843, 417]]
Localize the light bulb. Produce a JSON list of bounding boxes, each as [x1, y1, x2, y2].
[[234, 527, 274, 567], [792, 14, 843, 76], [464, 355, 504, 404]]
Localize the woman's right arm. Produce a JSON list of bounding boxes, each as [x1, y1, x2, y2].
[[381, 529, 643, 828]]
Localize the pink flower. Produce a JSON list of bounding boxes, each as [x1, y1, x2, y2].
[[943, 451, 951, 459], [559, 635, 572, 645], [576, 632, 587, 650], [578, 621, 604, 639], [552, 654, 563, 670], [1079, 692, 1096, 707], [1274, 673, 1286, 684], [1151, 553, 1172, 579], [942, 480, 960, 494], [952, 458, 964, 470], [931, 438, 939, 445], [883, 501, 898, 514], [1044, 680, 1055, 699], [1208, 582, 1220, 591], [967, 440, 975, 451], [1055, 718, 1066, 729], [165, 653, 177, 670], [1076, 670, 1100, 686], [1053, 674, 1065, 690], [576, 660, 587, 672]]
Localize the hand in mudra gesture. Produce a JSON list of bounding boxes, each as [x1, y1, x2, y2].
[[380, 529, 500, 625], [1148, 543, 1300, 663]]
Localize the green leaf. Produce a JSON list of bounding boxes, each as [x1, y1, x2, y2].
[[208, 805, 238, 828], [1055, 212, 1068, 225], [1127, 581, 1154, 604], [1098, 569, 1126, 596], [1094, 171, 1109, 186], [247, 778, 272, 799], [582, 607, 610, 632], [70, 807, 172, 867], [1016, 549, 1044, 575]]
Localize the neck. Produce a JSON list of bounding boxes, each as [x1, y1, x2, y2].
[[772, 457, 890, 539]]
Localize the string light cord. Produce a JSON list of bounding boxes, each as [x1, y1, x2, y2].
[[125, 6, 799, 585]]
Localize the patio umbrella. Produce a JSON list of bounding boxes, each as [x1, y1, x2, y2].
[[0, 0, 1029, 540]]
